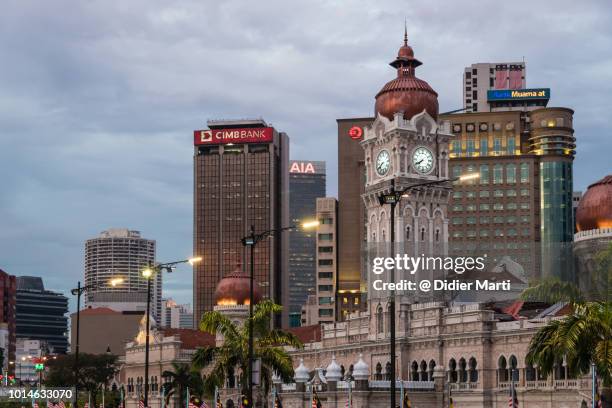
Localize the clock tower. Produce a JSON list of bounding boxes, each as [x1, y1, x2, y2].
[[361, 31, 454, 299]]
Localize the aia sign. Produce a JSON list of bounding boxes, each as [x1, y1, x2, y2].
[[290, 162, 316, 174], [348, 126, 363, 140]]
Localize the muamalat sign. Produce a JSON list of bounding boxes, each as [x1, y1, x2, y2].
[[194, 127, 274, 145]]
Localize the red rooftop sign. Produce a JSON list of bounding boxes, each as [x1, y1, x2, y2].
[[194, 127, 274, 145]]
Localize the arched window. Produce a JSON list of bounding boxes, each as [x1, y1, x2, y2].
[[525, 362, 535, 382], [498, 356, 508, 382], [376, 305, 384, 334], [469, 357, 478, 383], [411, 361, 419, 381], [435, 229, 440, 242], [385, 361, 392, 381], [448, 359, 457, 383], [406, 225, 411, 240], [375, 362, 382, 381], [372, 232, 377, 242], [420, 227, 426, 241], [458, 358, 467, 383], [509, 355, 518, 382], [428, 360, 436, 381], [420, 360, 428, 381]]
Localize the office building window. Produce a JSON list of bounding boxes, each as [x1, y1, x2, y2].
[[494, 190, 504, 197], [479, 204, 490, 211], [452, 218, 463, 225], [453, 191, 463, 199], [480, 190, 490, 198], [452, 141, 461, 155], [466, 217, 477, 225], [520, 163, 529, 183], [506, 164, 516, 184], [507, 137, 516, 154], [506, 189, 517, 197], [493, 203, 504, 211], [318, 233, 333, 241], [480, 217, 490, 224], [318, 259, 333, 266], [480, 230, 489, 237], [318, 246, 333, 253], [493, 138, 502, 155], [493, 164, 503, 184], [480, 165, 489, 185], [480, 138, 488, 155], [452, 165, 462, 178], [466, 139, 476, 156], [318, 272, 333, 280], [319, 218, 333, 224], [318, 285, 333, 292], [520, 188, 529, 196]]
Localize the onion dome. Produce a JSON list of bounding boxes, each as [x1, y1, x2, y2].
[[213, 263, 261, 306], [294, 358, 310, 383], [353, 353, 370, 380], [374, 28, 439, 121], [325, 355, 342, 381], [576, 175, 612, 231]]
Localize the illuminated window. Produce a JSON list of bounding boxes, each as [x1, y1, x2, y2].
[[493, 164, 503, 184], [343, 297, 348, 304], [480, 165, 489, 185], [506, 164, 516, 184], [466, 191, 476, 198], [466, 139, 476, 156], [520, 163, 529, 183], [494, 203, 504, 211], [493, 138, 502, 155], [520, 203, 530, 210], [466, 204, 476, 212], [507, 137, 516, 155], [480, 138, 488, 155]]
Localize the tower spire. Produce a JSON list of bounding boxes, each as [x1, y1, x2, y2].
[[404, 19, 408, 46]]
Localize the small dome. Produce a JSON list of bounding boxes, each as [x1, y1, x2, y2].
[[294, 358, 310, 383], [353, 353, 369, 380], [374, 31, 439, 121], [325, 355, 342, 381], [576, 175, 612, 232], [214, 263, 261, 306]]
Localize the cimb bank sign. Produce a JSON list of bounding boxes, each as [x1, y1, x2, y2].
[[193, 127, 274, 145]]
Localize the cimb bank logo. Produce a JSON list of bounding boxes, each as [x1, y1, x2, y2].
[[200, 130, 213, 143]]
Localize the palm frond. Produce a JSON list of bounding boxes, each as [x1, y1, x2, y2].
[[520, 277, 583, 304]]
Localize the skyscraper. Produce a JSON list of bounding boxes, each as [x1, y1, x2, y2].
[[336, 117, 373, 319], [288, 160, 326, 327], [0, 269, 16, 372], [15, 277, 68, 354], [463, 62, 526, 112], [84, 229, 160, 320], [193, 119, 289, 327]]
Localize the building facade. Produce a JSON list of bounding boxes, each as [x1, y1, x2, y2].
[[15, 276, 68, 354], [0, 269, 16, 372], [193, 119, 289, 327], [70, 307, 143, 355], [84, 229, 159, 320], [336, 118, 373, 319], [463, 62, 526, 112], [161, 299, 193, 329], [442, 107, 575, 279], [288, 160, 326, 327], [15, 338, 48, 385], [312, 197, 338, 324]]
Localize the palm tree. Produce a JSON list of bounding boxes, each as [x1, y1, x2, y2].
[[521, 243, 612, 406], [192, 300, 303, 402], [162, 362, 204, 408]]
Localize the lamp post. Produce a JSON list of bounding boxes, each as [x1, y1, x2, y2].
[[377, 173, 478, 408], [141, 257, 202, 408], [70, 278, 124, 407], [241, 220, 319, 408]]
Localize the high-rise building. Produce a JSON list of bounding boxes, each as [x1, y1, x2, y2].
[[0, 269, 16, 372], [161, 299, 194, 329], [288, 160, 326, 327], [312, 197, 338, 324], [193, 119, 289, 327], [463, 62, 527, 112], [336, 117, 373, 319], [15, 277, 68, 354], [84, 229, 160, 321], [441, 107, 575, 278]]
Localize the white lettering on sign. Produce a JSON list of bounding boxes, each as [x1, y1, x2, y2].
[[290, 162, 316, 173], [213, 129, 268, 140]]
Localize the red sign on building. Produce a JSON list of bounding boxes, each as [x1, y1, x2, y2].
[[348, 126, 363, 140], [194, 127, 274, 145]]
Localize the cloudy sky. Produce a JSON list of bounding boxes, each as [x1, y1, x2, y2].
[[1, 0, 611, 311]]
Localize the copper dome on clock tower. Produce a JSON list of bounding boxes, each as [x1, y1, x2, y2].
[[576, 175, 612, 232], [374, 29, 439, 121]]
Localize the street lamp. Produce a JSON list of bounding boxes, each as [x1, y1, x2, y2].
[[142, 257, 202, 408], [240, 220, 319, 408], [377, 173, 478, 408], [70, 277, 125, 407]]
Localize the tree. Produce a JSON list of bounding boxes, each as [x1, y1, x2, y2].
[[521, 243, 612, 406], [45, 353, 118, 405], [192, 300, 303, 402], [162, 363, 205, 408]]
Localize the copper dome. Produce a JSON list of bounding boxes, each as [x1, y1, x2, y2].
[[214, 264, 262, 306], [374, 30, 439, 121], [576, 175, 612, 232]]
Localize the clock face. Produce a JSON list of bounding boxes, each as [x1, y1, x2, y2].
[[375, 150, 391, 176], [412, 147, 434, 174]]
